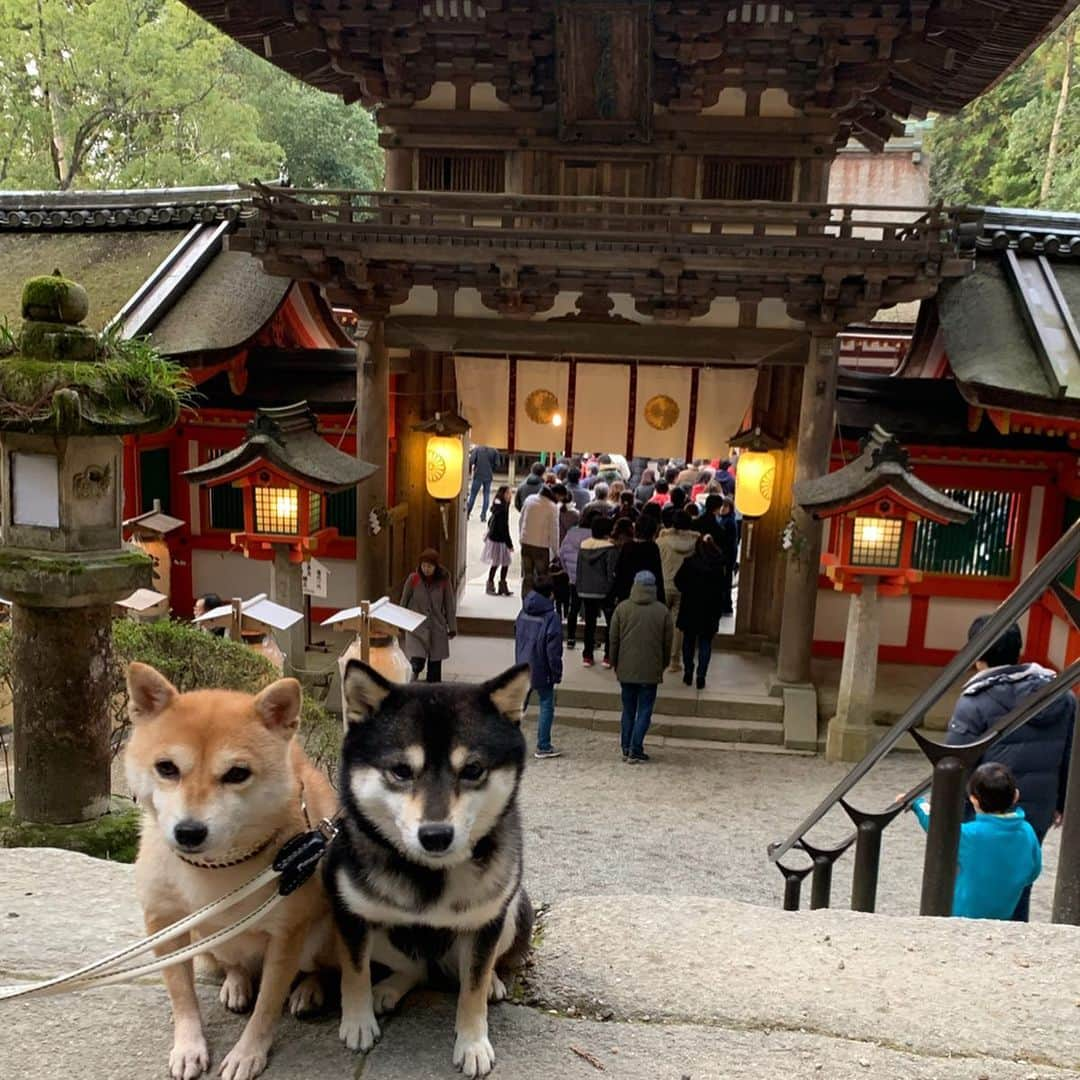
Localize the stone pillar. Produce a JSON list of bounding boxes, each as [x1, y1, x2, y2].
[[12, 604, 113, 824], [776, 332, 839, 686], [270, 548, 306, 674], [825, 579, 880, 762], [356, 320, 389, 601]]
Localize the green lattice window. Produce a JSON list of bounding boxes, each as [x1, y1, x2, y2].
[[328, 490, 357, 538], [206, 449, 244, 531], [912, 489, 1019, 578]]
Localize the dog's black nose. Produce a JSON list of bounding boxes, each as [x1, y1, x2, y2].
[[418, 824, 454, 853], [174, 820, 209, 849]]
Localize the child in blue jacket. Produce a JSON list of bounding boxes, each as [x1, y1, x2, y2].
[[911, 762, 1041, 920], [515, 575, 564, 760]]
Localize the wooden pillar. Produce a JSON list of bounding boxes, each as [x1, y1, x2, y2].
[[385, 148, 412, 190], [356, 320, 389, 602], [776, 333, 839, 685]]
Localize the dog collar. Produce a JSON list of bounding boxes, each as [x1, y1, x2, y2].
[[176, 829, 282, 870]]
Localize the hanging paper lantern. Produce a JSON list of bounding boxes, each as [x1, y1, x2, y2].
[[734, 449, 777, 518], [425, 435, 464, 501]]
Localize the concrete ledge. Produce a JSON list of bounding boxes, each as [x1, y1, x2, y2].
[[531, 895, 1080, 1071], [4, 852, 1079, 1078]]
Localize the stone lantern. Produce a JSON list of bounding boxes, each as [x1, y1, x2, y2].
[[0, 272, 182, 824], [795, 427, 973, 762], [183, 402, 375, 671]]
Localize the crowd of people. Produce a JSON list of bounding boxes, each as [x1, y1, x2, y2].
[[484, 450, 742, 763]]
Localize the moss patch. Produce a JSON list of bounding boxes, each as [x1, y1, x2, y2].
[[0, 345, 195, 434], [0, 797, 140, 863]]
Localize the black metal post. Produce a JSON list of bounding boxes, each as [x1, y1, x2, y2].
[[913, 729, 992, 917], [1053, 720, 1080, 924], [841, 800, 905, 914], [778, 863, 812, 911], [799, 836, 856, 911]]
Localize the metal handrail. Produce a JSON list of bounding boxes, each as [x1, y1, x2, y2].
[[769, 515, 1080, 865]]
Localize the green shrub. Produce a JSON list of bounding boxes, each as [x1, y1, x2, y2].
[[0, 619, 341, 777]]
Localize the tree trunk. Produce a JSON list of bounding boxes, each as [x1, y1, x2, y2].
[[11, 604, 114, 824], [1040, 24, 1076, 206], [34, 0, 71, 189]]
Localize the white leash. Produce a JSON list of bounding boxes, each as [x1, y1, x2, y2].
[[0, 821, 337, 1004]]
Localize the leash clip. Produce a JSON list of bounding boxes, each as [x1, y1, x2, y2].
[[272, 830, 328, 896]]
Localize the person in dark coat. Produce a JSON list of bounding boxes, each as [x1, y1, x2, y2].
[[714, 459, 736, 496], [566, 466, 591, 512], [611, 515, 666, 608], [515, 461, 546, 511], [466, 444, 500, 522], [515, 576, 564, 759], [401, 548, 457, 682], [695, 495, 737, 616], [634, 468, 657, 506], [482, 484, 514, 596], [674, 536, 727, 689], [946, 617, 1076, 921], [576, 515, 618, 667]]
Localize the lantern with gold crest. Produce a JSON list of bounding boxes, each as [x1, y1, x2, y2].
[[413, 410, 471, 539], [729, 425, 782, 519]]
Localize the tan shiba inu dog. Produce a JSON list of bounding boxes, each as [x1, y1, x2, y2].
[[124, 662, 337, 1080]]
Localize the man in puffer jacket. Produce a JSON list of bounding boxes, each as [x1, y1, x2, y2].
[[946, 616, 1075, 920], [515, 576, 564, 759], [608, 570, 674, 763]]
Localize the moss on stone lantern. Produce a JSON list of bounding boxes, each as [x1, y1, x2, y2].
[[0, 271, 191, 825]]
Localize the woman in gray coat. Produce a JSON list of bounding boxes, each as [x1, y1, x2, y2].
[[400, 547, 457, 682]]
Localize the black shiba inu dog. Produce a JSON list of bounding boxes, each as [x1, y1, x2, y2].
[[325, 660, 534, 1078]]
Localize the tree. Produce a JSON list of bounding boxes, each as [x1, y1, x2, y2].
[[236, 50, 384, 191], [0, 0, 382, 191], [928, 10, 1080, 210]]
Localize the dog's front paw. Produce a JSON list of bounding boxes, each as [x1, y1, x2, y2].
[[288, 972, 325, 1016], [453, 1033, 495, 1078], [219, 969, 253, 1013], [217, 1036, 269, 1080], [339, 1006, 381, 1052], [169, 1033, 210, 1080], [488, 972, 507, 1003]]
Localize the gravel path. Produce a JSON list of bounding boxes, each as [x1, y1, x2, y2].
[[517, 724, 1063, 922]]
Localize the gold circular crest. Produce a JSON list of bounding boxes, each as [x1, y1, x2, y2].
[[524, 388, 560, 424], [759, 464, 776, 500], [644, 394, 680, 431], [427, 450, 448, 483]]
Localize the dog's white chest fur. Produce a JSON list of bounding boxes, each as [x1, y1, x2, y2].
[[335, 861, 515, 930]]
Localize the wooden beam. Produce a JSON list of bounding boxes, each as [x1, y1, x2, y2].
[[383, 316, 810, 364]]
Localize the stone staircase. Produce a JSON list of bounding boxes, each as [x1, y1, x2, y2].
[[527, 681, 788, 750]]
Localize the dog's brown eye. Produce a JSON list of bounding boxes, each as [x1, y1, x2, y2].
[[221, 766, 252, 784], [388, 763, 414, 782], [459, 763, 487, 784], [155, 760, 179, 779]]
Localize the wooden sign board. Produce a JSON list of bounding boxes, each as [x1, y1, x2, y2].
[[556, 0, 653, 145]]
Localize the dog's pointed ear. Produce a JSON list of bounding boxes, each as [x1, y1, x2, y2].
[[127, 662, 178, 724], [254, 678, 302, 738], [343, 660, 393, 725], [484, 664, 531, 725]]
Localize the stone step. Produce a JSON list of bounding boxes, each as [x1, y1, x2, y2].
[[548, 683, 784, 723], [527, 705, 785, 745]]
